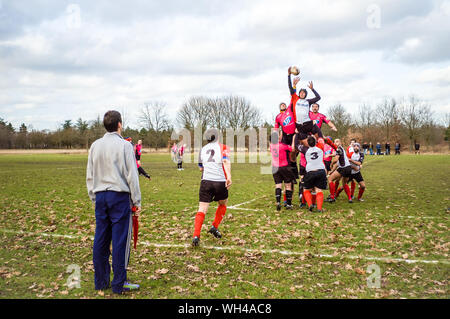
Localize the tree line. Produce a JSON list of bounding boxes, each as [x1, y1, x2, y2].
[[0, 95, 449, 151]]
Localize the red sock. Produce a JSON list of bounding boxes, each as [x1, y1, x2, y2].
[[303, 190, 313, 207], [329, 182, 335, 199], [316, 192, 324, 210], [358, 187, 365, 200], [343, 184, 352, 200], [301, 193, 306, 204], [336, 187, 343, 198], [212, 205, 226, 229], [283, 192, 286, 202], [351, 181, 356, 198], [193, 212, 205, 238], [312, 194, 317, 204]]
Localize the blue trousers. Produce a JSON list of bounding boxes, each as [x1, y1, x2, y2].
[[93, 191, 132, 293]]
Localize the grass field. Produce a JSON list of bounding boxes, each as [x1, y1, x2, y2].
[[0, 153, 449, 299]]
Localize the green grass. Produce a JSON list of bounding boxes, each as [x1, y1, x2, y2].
[[0, 153, 449, 298]]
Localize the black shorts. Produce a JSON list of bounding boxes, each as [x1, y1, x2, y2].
[[349, 172, 364, 183], [337, 166, 352, 178], [324, 160, 331, 172], [272, 166, 296, 184], [288, 158, 298, 180], [281, 133, 294, 145], [199, 180, 228, 203], [295, 121, 322, 139], [303, 169, 328, 190], [136, 154, 141, 161]]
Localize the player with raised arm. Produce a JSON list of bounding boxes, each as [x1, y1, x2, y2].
[[192, 129, 232, 247], [270, 131, 296, 211], [287, 67, 323, 150]]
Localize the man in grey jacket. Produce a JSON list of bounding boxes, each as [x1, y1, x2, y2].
[[86, 110, 141, 294]]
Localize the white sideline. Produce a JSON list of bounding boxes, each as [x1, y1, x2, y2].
[[1, 228, 448, 265]]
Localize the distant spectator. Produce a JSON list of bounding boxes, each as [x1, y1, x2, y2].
[[362, 142, 369, 155], [369, 142, 374, 155], [395, 142, 401, 155], [376, 142, 382, 155], [385, 142, 391, 155], [414, 141, 420, 155]]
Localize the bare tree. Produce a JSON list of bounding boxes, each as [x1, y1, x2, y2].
[[139, 101, 170, 132], [176, 96, 211, 130], [221, 95, 262, 130], [400, 96, 430, 150], [327, 104, 353, 137], [375, 97, 399, 141]]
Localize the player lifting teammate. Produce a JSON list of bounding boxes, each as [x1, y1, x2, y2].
[[270, 131, 296, 211], [192, 129, 232, 247], [295, 135, 334, 213]]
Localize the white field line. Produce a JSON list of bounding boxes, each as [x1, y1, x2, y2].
[[1, 228, 449, 265]]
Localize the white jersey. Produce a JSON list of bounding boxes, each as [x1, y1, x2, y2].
[[336, 146, 351, 168], [299, 144, 326, 172], [198, 142, 230, 182], [295, 99, 311, 124], [351, 152, 364, 174]]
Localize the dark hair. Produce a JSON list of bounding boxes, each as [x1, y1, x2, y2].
[[205, 128, 219, 143], [270, 132, 279, 144], [103, 110, 122, 132], [299, 89, 308, 98], [312, 103, 320, 108], [307, 136, 316, 147]]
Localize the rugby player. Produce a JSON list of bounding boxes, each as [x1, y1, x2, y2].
[[192, 129, 232, 247], [270, 132, 296, 211], [309, 103, 337, 132], [274, 102, 299, 206], [295, 136, 331, 213], [328, 138, 353, 203], [335, 143, 365, 201], [287, 68, 322, 150]]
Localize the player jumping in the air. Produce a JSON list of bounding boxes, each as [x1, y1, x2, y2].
[[327, 138, 353, 203], [287, 68, 322, 151], [270, 132, 296, 211], [295, 136, 334, 213], [192, 129, 232, 247]]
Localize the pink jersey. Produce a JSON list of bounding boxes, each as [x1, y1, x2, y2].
[[300, 152, 306, 168], [323, 143, 333, 161], [136, 144, 142, 156], [309, 111, 330, 129], [274, 103, 296, 134], [270, 143, 292, 167]]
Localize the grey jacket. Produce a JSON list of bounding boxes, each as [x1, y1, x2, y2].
[[86, 132, 141, 207]]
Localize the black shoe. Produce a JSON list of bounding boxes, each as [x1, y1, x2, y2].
[[286, 204, 293, 210], [276, 203, 281, 211], [299, 203, 306, 208], [326, 198, 336, 203], [208, 226, 222, 239], [309, 206, 314, 212], [348, 199, 353, 203], [192, 236, 200, 247], [317, 209, 323, 213]]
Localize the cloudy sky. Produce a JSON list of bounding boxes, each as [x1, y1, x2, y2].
[[0, 0, 449, 130]]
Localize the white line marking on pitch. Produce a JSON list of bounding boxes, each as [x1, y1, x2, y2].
[[2, 228, 448, 265]]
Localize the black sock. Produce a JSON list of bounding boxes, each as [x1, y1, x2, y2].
[[275, 188, 282, 204], [286, 190, 293, 205], [298, 182, 304, 198]]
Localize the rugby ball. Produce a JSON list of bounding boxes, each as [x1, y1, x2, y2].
[[290, 66, 300, 75]]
